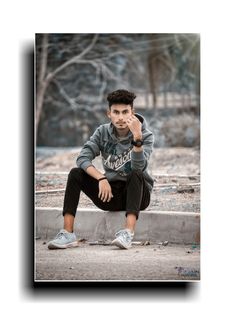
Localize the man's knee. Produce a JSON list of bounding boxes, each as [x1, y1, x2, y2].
[[128, 169, 144, 178], [68, 167, 84, 180]]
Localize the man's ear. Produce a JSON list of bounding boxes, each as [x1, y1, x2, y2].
[[132, 108, 135, 115], [107, 109, 111, 119]]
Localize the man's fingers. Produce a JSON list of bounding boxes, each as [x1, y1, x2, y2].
[[98, 189, 103, 199], [98, 189, 104, 200], [100, 190, 113, 202], [98, 182, 113, 202], [128, 115, 135, 121], [104, 191, 110, 202], [102, 192, 107, 202], [100, 190, 108, 202], [101, 192, 106, 202], [107, 193, 114, 202]]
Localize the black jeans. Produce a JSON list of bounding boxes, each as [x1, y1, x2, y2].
[[63, 168, 151, 219]]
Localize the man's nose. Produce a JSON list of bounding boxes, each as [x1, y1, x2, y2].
[[118, 114, 125, 120]]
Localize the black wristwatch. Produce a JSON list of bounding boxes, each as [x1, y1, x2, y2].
[[131, 139, 144, 147]]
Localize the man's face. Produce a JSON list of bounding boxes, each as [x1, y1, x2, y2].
[[107, 104, 134, 130]]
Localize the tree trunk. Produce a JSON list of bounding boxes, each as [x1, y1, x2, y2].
[[163, 89, 168, 108], [36, 34, 48, 140], [148, 54, 157, 108], [35, 34, 99, 141], [36, 81, 48, 133]]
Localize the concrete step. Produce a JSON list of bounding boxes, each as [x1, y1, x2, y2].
[[36, 207, 200, 244]]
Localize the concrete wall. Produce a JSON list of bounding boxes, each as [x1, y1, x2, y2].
[[36, 208, 200, 244]]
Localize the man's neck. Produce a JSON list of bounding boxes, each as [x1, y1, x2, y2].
[[115, 127, 130, 138]]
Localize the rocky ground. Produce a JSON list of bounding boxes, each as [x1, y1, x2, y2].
[[36, 147, 200, 212], [36, 240, 200, 281]]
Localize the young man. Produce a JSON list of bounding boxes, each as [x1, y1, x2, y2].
[[48, 89, 154, 250]]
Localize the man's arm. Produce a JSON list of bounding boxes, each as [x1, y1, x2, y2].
[[76, 126, 103, 170], [76, 127, 113, 202], [85, 165, 105, 180], [126, 115, 154, 171]]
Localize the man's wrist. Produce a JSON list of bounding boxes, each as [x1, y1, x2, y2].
[[86, 166, 107, 181], [133, 133, 142, 141], [98, 176, 107, 182]]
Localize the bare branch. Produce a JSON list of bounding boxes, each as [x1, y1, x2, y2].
[[52, 79, 78, 110], [76, 33, 99, 59], [47, 34, 99, 81], [51, 78, 105, 117], [98, 80, 107, 102]]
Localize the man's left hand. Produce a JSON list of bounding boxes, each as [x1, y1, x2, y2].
[[126, 115, 142, 139]]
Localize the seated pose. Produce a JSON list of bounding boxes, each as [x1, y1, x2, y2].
[[48, 89, 154, 249]]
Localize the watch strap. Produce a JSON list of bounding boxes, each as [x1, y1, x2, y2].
[[131, 139, 144, 147]]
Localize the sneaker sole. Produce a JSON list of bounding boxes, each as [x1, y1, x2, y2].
[[111, 238, 131, 249], [48, 241, 79, 250]]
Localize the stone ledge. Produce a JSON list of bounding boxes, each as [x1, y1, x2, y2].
[[36, 207, 200, 244]]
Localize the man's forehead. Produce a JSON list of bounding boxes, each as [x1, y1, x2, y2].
[[110, 104, 132, 111]]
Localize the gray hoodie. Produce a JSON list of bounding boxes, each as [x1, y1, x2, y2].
[[76, 113, 154, 191]]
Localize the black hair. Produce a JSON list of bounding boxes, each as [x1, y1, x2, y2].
[[107, 89, 136, 108]]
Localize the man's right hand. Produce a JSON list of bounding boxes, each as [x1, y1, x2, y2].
[[98, 179, 113, 202], [85, 166, 113, 202]]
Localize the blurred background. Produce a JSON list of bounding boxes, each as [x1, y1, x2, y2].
[[36, 33, 200, 147]]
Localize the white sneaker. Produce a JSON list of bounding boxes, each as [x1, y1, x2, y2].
[[47, 229, 78, 249], [111, 229, 134, 249]]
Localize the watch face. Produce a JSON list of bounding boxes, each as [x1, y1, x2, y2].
[[136, 140, 142, 147], [132, 139, 143, 147]]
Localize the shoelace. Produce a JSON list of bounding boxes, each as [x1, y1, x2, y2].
[[116, 229, 132, 242], [55, 230, 69, 240]]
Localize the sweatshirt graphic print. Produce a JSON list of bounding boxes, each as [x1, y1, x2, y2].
[[103, 146, 132, 173]]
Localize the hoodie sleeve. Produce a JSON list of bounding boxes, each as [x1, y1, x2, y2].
[[131, 132, 154, 171], [76, 127, 101, 171]]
